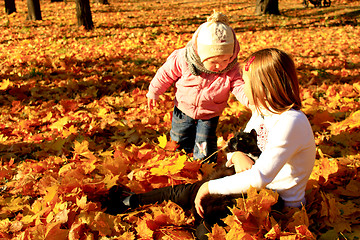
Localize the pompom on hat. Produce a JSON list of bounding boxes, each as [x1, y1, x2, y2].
[[196, 11, 235, 62]]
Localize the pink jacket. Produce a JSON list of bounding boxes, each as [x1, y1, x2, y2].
[[146, 48, 248, 120]]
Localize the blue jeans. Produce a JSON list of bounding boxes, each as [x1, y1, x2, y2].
[[170, 106, 219, 162]]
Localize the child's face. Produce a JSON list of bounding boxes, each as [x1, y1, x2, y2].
[[242, 69, 254, 105], [203, 55, 232, 72]]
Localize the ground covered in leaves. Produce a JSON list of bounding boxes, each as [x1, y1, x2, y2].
[[0, 0, 359, 239]]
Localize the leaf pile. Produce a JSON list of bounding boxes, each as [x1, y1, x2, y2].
[[0, 0, 359, 239]]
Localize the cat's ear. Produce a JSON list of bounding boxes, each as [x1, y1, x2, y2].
[[250, 129, 257, 138]]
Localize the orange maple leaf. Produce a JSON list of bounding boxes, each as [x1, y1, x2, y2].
[[285, 206, 310, 232], [310, 111, 334, 128], [68, 222, 87, 240], [208, 224, 227, 240], [295, 225, 315, 239], [73, 140, 97, 161], [135, 215, 154, 238], [264, 223, 282, 239], [45, 222, 69, 240]]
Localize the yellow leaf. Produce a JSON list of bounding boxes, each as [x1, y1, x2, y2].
[[168, 154, 186, 175], [98, 107, 108, 117], [353, 82, 360, 93], [58, 163, 74, 176], [0, 134, 8, 143], [76, 195, 88, 209], [44, 185, 58, 203], [84, 160, 97, 174], [0, 79, 11, 90], [54, 209, 70, 224], [104, 174, 120, 189], [74, 140, 97, 160], [62, 125, 78, 138], [150, 156, 186, 176], [207, 224, 227, 240], [74, 140, 89, 154], [0, 218, 11, 233], [329, 110, 360, 134], [158, 134, 167, 149], [9, 220, 23, 233], [49, 117, 69, 131], [53, 201, 68, 214], [46, 212, 54, 223], [43, 112, 53, 123]]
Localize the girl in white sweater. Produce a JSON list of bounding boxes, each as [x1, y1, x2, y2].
[[195, 48, 316, 217]]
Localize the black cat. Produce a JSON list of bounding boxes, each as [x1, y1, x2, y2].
[[197, 129, 261, 228], [224, 129, 261, 159]]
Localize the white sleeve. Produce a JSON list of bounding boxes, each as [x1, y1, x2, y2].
[[208, 114, 306, 195]]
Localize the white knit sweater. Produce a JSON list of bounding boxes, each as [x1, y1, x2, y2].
[[209, 109, 316, 207]]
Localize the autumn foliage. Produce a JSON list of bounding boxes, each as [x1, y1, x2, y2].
[[0, 0, 359, 239]]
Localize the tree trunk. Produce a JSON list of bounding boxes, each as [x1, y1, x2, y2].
[[26, 0, 42, 20], [75, 0, 94, 30], [255, 0, 280, 15], [5, 0, 16, 15]]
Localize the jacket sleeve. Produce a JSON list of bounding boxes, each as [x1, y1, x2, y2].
[[146, 49, 183, 100], [229, 64, 249, 107]]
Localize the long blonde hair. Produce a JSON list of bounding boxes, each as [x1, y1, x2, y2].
[[244, 48, 301, 114]]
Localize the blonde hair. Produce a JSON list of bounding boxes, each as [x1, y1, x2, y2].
[[244, 48, 301, 114]]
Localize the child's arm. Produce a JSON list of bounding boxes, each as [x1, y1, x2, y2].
[[228, 64, 249, 107], [194, 182, 209, 218], [226, 152, 254, 173], [146, 49, 183, 109]]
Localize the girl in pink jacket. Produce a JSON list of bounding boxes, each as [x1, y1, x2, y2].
[[146, 11, 247, 162]]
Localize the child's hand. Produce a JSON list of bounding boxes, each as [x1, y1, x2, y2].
[[231, 151, 254, 173], [194, 182, 209, 218], [147, 98, 157, 110]]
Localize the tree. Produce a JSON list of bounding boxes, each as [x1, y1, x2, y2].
[[5, 0, 16, 15], [255, 0, 280, 15], [26, 0, 42, 20], [75, 0, 94, 30]]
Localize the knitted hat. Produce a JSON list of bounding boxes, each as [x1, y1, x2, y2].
[[196, 12, 235, 62]]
